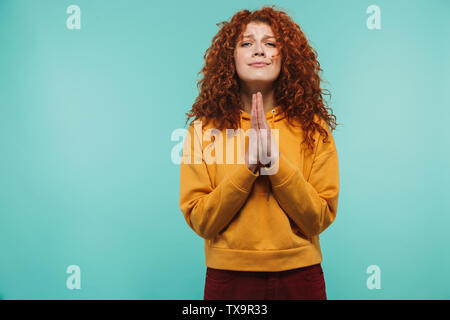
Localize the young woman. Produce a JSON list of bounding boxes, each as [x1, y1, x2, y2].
[[179, 6, 340, 300]]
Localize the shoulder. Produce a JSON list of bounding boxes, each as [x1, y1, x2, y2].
[[185, 117, 222, 148], [313, 114, 337, 158]]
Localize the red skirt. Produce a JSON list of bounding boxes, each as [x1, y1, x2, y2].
[[204, 263, 327, 300]]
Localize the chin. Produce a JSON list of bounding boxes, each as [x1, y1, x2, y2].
[[245, 77, 277, 84]]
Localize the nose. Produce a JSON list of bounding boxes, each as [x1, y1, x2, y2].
[[253, 43, 265, 57]]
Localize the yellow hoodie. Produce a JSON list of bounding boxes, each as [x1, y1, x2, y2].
[[179, 105, 339, 272]]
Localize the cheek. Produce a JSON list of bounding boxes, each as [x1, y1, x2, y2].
[[234, 52, 248, 71], [270, 50, 281, 60], [233, 52, 241, 65], [268, 54, 281, 71]]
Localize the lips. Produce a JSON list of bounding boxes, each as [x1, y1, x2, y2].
[[249, 62, 269, 67]]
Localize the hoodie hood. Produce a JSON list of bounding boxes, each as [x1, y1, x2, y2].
[[239, 105, 286, 130]]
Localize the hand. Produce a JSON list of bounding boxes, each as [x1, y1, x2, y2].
[[244, 92, 279, 173], [254, 92, 279, 168], [245, 93, 261, 173]]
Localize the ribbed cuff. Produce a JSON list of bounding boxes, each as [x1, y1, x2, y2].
[[267, 152, 297, 187], [228, 164, 260, 193]]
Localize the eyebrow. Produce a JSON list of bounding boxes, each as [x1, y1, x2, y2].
[[242, 34, 276, 40]]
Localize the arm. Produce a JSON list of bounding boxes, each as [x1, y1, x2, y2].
[[179, 124, 259, 240], [267, 123, 340, 238]]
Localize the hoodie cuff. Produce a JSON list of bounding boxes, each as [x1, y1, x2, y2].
[[267, 152, 297, 187], [228, 164, 260, 193]]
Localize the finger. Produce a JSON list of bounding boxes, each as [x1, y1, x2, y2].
[[249, 94, 258, 165], [249, 129, 258, 165], [250, 93, 257, 129], [258, 127, 271, 165], [259, 93, 272, 153], [258, 92, 270, 131], [254, 93, 260, 130], [248, 124, 258, 165], [256, 92, 265, 166], [256, 92, 264, 130], [256, 92, 269, 159], [255, 93, 261, 153], [264, 126, 271, 158]]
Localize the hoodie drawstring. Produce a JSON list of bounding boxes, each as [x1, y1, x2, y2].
[[240, 109, 243, 129], [271, 109, 275, 129]]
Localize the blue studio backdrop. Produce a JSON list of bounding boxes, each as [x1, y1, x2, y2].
[[0, 0, 449, 299]]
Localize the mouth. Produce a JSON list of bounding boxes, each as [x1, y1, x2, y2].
[[249, 62, 270, 68]]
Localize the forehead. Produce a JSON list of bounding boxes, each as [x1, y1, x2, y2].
[[241, 22, 274, 38]]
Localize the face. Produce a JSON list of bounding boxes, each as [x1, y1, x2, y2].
[[234, 22, 282, 87]]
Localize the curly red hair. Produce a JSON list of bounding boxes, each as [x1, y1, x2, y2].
[[184, 5, 339, 152]]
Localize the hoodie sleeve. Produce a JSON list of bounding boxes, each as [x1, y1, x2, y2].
[[179, 123, 260, 240], [267, 120, 340, 238]]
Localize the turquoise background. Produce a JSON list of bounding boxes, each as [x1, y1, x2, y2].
[[0, 0, 449, 299]]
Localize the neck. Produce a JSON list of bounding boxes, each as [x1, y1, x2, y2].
[[239, 82, 277, 115]]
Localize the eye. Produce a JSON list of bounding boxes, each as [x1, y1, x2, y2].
[[240, 41, 277, 47]]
